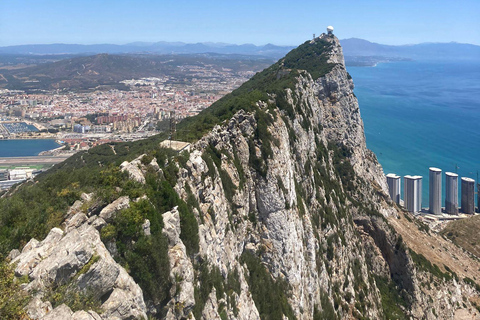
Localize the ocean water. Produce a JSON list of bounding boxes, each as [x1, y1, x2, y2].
[[348, 60, 480, 207], [0, 139, 60, 157]]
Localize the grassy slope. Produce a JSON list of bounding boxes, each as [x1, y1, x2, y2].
[[388, 211, 480, 282], [441, 215, 480, 258]]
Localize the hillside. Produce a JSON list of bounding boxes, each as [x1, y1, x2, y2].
[[441, 215, 480, 258], [1, 33, 479, 320], [0, 53, 273, 91]]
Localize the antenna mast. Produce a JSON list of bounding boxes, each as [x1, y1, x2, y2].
[[169, 110, 176, 145]]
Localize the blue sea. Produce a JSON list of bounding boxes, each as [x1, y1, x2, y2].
[[348, 60, 480, 207], [0, 139, 60, 157]]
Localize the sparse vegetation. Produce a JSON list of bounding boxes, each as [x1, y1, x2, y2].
[[241, 251, 296, 320], [193, 262, 241, 319], [374, 275, 408, 320], [0, 258, 31, 319], [409, 249, 455, 281], [441, 215, 480, 258], [176, 38, 336, 142]]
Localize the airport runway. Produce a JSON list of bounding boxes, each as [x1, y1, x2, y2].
[[0, 156, 70, 166]]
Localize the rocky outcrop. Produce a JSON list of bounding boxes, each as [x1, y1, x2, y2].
[[11, 212, 147, 319], [162, 207, 196, 319], [99, 196, 130, 222], [120, 155, 147, 184]]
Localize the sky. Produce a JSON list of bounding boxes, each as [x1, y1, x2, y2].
[[0, 0, 479, 47]]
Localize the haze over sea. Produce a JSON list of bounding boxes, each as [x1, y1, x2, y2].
[[0, 139, 59, 158], [348, 60, 480, 207]]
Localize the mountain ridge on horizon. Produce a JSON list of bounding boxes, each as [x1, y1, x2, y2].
[[1, 38, 479, 59]]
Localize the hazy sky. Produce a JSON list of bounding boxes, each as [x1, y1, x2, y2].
[[0, 0, 479, 46]]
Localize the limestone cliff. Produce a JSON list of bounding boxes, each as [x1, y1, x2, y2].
[[3, 33, 480, 319]]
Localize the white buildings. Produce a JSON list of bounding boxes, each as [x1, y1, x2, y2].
[[429, 167, 442, 215], [461, 177, 475, 214], [404, 175, 422, 213], [386, 173, 401, 204], [445, 172, 458, 214]]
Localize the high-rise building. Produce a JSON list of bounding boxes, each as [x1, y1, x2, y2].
[[386, 173, 401, 204], [461, 177, 475, 214], [429, 167, 442, 214], [404, 175, 422, 213], [478, 182, 480, 213], [445, 172, 458, 214]]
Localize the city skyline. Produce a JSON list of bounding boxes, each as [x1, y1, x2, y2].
[[0, 0, 479, 47]]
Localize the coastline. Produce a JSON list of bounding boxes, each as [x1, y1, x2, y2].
[[348, 59, 480, 207], [0, 136, 58, 140]]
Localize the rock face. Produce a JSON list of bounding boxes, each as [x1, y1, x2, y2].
[[8, 33, 480, 319], [11, 212, 147, 319], [166, 34, 478, 319], [120, 155, 147, 184], [162, 207, 196, 319]]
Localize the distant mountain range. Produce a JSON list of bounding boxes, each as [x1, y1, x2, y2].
[[0, 38, 479, 60], [340, 38, 480, 60], [0, 53, 273, 91], [0, 42, 295, 59]]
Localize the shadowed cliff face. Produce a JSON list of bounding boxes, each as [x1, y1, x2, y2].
[[5, 34, 480, 320]]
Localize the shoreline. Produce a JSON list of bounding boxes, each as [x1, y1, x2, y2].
[[0, 136, 58, 141]]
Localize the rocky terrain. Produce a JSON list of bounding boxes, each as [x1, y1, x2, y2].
[[1, 33, 480, 319]]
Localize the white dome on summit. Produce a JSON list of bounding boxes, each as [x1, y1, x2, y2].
[[327, 26, 334, 32]]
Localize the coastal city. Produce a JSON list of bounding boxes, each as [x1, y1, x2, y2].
[[0, 62, 262, 189]]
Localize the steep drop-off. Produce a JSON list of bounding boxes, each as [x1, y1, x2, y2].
[[1, 34, 479, 320]]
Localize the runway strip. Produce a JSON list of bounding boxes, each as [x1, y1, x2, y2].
[[0, 156, 70, 166]]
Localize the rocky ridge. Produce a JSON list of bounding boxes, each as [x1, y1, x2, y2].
[[4, 33, 480, 319]]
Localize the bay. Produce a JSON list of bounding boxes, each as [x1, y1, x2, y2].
[[0, 139, 60, 157], [348, 60, 480, 207]]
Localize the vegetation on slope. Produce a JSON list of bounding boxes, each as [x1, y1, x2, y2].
[[440, 215, 480, 258], [0, 138, 201, 312], [0, 135, 166, 255], [0, 53, 273, 91], [176, 38, 336, 142], [0, 258, 30, 319], [374, 275, 408, 320], [241, 251, 296, 320]]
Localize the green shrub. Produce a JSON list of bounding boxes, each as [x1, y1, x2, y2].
[[0, 257, 31, 319], [409, 249, 453, 281], [374, 275, 408, 320], [313, 291, 337, 320], [241, 251, 296, 320], [193, 263, 241, 319]]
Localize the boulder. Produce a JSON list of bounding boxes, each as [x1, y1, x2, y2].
[[120, 155, 146, 184], [99, 196, 130, 222], [11, 216, 147, 319]]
